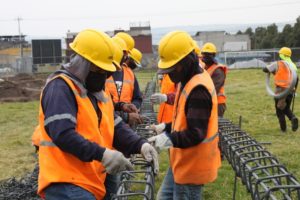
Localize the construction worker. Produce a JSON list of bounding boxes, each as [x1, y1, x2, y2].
[[148, 31, 221, 200], [37, 29, 158, 200], [263, 47, 298, 132], [105, 33, 143, 127], [128, 48, 143, 70], [201, 42, 228, 117], [151, 74, 176, 123]]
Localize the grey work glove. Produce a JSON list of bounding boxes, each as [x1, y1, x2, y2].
[[101, 149, 134, 175], [150, 93, 167, 104], [140, 143, 159, 174], [148, 132, 173, 150], [146, 123, 166, 134]]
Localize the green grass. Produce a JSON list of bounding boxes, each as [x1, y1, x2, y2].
[[0, 101, 39, 180], [1, 69, 300, 199]]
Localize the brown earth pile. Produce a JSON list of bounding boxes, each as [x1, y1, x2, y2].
[[0, 74, 47, 102]]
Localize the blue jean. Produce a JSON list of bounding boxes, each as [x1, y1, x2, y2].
[[157, 168, 203, 200], [44, 183, 96, 200], [104, 173, 120, 200]]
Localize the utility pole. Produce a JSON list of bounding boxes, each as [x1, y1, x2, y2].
[[16, 17, 23, 71]]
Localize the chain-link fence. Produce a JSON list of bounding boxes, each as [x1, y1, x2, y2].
[[218, 47, 300, 69]]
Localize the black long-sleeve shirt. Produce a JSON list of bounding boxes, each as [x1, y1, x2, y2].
[[41, 74, 146, 162]]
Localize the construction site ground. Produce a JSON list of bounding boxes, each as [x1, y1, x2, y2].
[[0, 73, 48, 102]]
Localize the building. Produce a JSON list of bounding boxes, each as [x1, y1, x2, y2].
[[114, 22, 153, 54], [0, 35, 28, 50], [65, 22, 153, 62], [193, 31, 251, 52]]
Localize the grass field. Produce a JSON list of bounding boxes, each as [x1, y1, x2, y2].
[[1, 68, 300, 199]]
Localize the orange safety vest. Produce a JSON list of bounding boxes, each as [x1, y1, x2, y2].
[[38, 74, 114, 200], [105, 65, 134, 103], [31, 125, 41, 147], [274, 61, 292, 88], [157, 74, 176, 123], [206, 64, 228, 104], [170, 71, 221, 185]]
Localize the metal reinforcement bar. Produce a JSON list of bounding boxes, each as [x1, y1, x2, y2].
[[219, 118, 300, 200], [112, 80, 157, 200]]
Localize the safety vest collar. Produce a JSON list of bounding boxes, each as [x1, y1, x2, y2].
[[92, 90, 110, 103]]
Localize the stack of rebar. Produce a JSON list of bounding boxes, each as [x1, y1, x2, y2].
[[219, 118, 300, 200], [112, 80, 157, 200], [0, 165, 40, 200]]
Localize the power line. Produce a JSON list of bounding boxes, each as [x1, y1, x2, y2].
[[0, 1, 299, 22]]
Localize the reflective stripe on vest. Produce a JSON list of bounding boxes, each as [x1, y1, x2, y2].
[[105, 66, 134, 103], [206, 64, 227, 104], [170, 71, 221, 185], [38, 74, 113, 200], [157, 74, 176, 123], [44, 113, 76, 126], [274, 61, 292, 88]]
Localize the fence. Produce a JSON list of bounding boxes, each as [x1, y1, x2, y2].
[[219, 47, 300, 69]]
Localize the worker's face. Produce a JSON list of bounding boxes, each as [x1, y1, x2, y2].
[[128, 57, 138, 70], [85, 63, 107, 92], [168, 64, 183, 84], [201, 53, 216, 67]]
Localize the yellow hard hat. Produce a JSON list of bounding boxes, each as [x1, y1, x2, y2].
[[112, 36, 127, 52], [158, 30, 194, 69], [279, 47, 292, 57], [111, 39, 123, 70], [202, 42, 217, 54], [70, 29, 116, 72], [115, 32, 135, 51], [130, 48, 142, 64], [193, 40, 201, 56]]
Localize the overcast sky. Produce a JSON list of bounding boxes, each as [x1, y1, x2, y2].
[[1, 0, 300, 38]]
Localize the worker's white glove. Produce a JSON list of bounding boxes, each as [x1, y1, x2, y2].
[[101, 149, 134, 175], [140, 143, 159, 174], [148, 132, 173, 150], [146, 123, 166, 134], [150, 93, 167, 104]]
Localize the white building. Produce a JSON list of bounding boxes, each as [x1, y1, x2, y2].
[[193, 31, 251, 52]]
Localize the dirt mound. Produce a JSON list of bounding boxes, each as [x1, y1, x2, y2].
[[0, 73, 46, 102]]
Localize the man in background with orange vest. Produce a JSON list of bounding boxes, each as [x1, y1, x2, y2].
[[106, 32, 144, 127], [201, 42, 228, 117], [37, 29, 158, 200], [263, 47, 298, 132], [148, 31, 221, 200], [151, 74, 177, 124]]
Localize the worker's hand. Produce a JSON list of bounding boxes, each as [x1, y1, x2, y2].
[[148, 132, 173, 150], [128, 113, 143, 126], [122, 103, 138, 113], [146, 123, 166, 134], [150, 93, 167, 104], [140, 143, 159, 174], [101, 149, 134, 175]]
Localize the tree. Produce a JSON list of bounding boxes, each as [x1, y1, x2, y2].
[[292, 16, 300, 47]]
